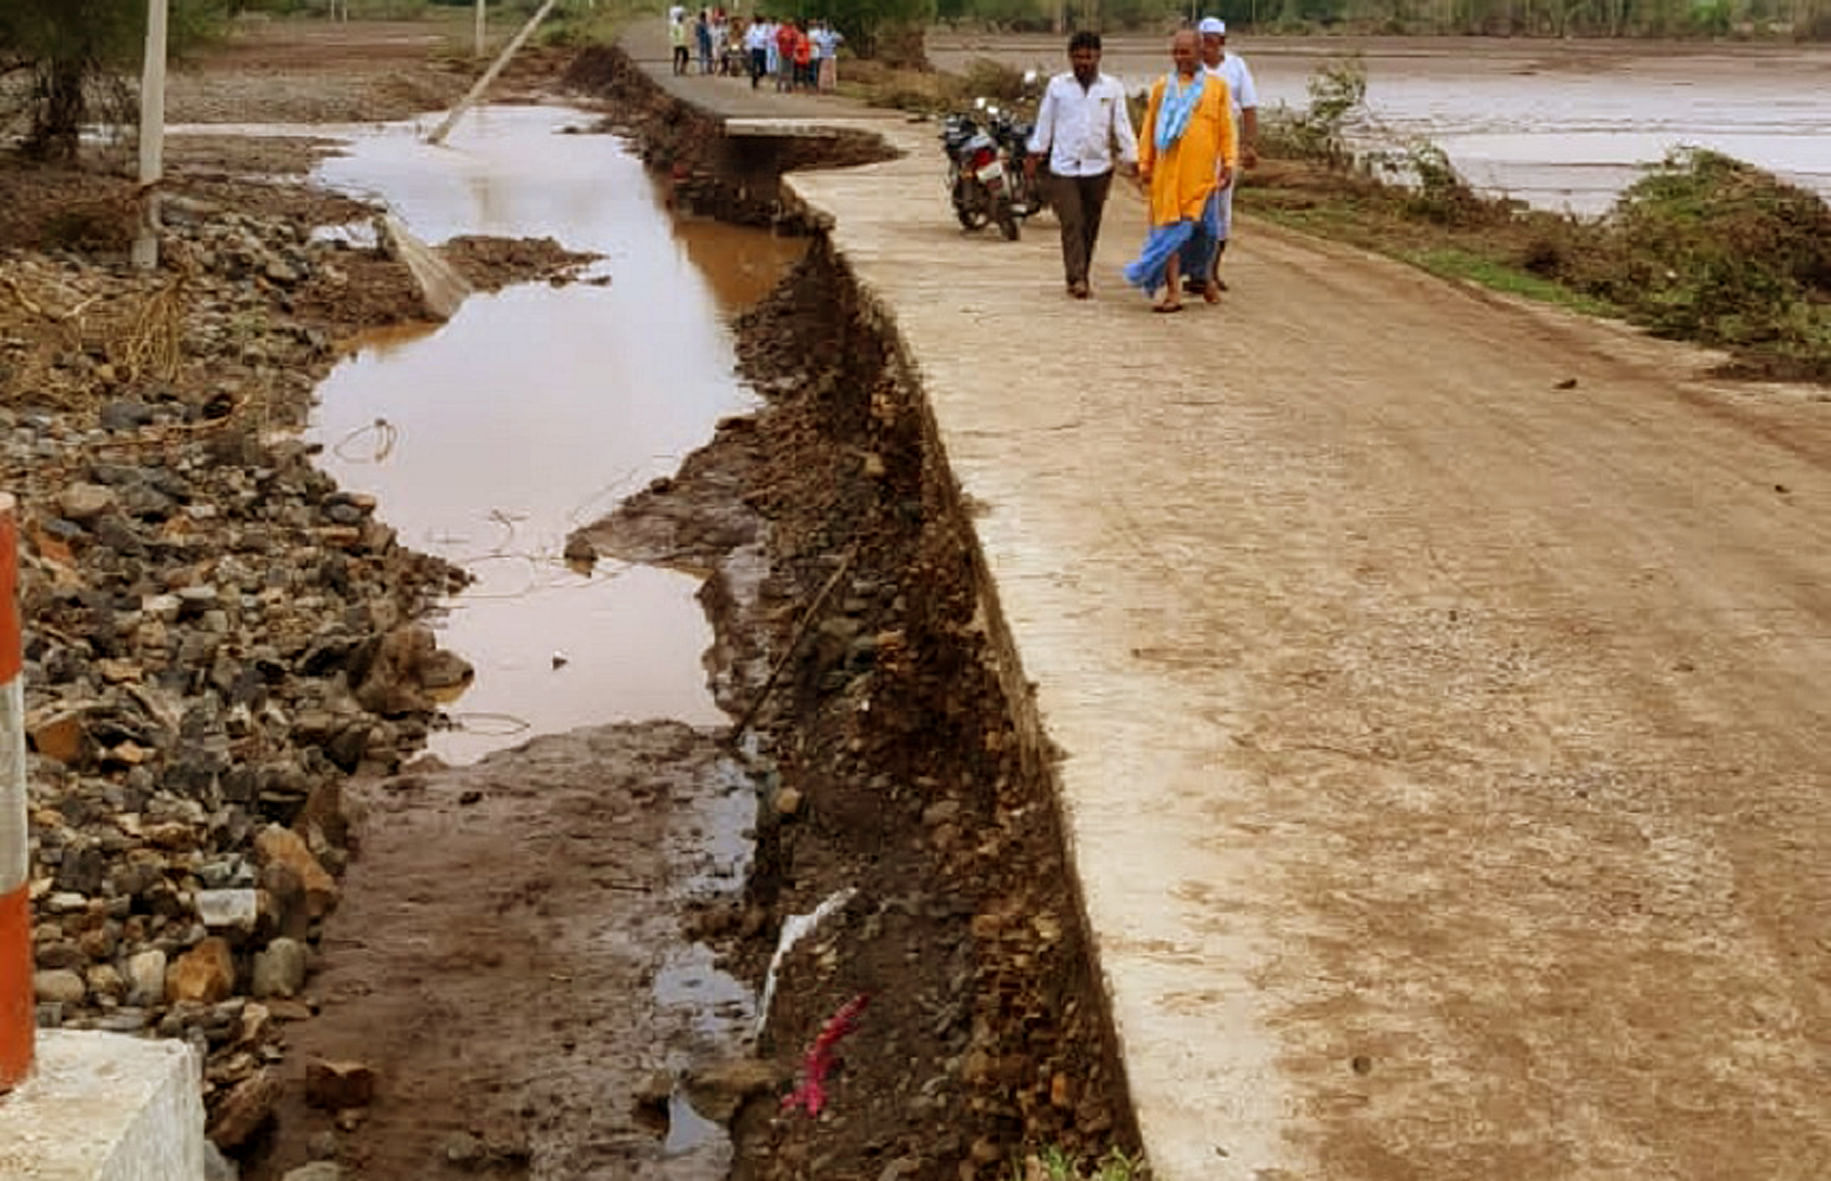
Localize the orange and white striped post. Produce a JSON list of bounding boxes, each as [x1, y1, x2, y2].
[[0, 493, 30, 1092]]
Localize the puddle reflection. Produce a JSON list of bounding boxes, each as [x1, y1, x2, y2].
[[306, 105, 801, 763]]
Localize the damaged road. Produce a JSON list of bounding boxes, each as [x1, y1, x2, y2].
[[14, 19, 1139, 1181]]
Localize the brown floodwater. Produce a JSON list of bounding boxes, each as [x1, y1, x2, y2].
[[306, 104, 804, 763], [929, 33, 1831, 213]]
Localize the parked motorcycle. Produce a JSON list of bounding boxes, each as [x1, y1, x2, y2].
[[941, 104, 1021, 241], [988, 105, 1048, 220]]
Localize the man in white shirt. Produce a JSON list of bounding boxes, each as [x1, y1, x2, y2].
[[1025, 31, 1140, 300], [743, 17, 770, 89], [1190, 17, 1259, 292]]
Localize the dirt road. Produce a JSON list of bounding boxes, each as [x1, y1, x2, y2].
[[649, 60, 1831, 1181]]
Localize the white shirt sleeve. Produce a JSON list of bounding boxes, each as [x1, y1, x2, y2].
[[1110, 80, 1140, 165], [1233, 59, 1258, 110], [1028, 81, 1058, 157]]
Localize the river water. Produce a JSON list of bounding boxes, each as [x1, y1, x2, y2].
[[928, 33, 1831, 213], [304, 104, 801, 763]]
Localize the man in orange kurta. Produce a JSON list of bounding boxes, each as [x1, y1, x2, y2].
[[1123, 29, 1238, 312]]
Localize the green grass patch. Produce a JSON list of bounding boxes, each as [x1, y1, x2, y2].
[[1011, 1145, 1148, 1181], [1402, 246, 1617, 315]]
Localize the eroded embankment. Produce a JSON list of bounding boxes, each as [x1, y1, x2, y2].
[[562, 46, 897, 228], [567, 61, 1142, 1166]]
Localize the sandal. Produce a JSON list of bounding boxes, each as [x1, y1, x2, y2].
[[1153, 299, 1183, 314]]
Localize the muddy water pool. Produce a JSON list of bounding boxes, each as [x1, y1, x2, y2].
[[929, 34, 1831, 212], [303, 104, 803, 763]]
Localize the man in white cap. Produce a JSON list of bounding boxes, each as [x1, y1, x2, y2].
[[1186, 17, 1258, 293]]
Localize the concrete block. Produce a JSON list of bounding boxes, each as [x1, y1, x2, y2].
[[0, 1030, 204, 1180]]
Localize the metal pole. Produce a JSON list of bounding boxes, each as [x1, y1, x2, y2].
[[428, 0, 560, 146], [475, 0, 488, 58], [0, 494, 31, 1093], [133, 0, 169, 271]]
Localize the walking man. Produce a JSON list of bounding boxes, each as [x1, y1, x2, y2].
[[1024, 31, 1139, 300], [1185, 17, 1259, 293], [1123, 28, 1236, 312], [744, 15, 769, 89]]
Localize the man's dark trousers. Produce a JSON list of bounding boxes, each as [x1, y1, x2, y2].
[[1048, 169, 1114, 288], [750, 48, 767, 87]]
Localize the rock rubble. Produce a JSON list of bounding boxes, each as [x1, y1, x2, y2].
[[5, 198, 470, 1160]]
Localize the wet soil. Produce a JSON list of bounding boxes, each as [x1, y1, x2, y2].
[[579, 240, 1139, 1180], [166, 19, 480, 126], [252, 723, 755, 1181], [442, 236, 600, 292]]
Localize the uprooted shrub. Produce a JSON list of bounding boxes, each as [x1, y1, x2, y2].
[[1258, 55, 1366, 169], [1368, 138, 1498, 227], [1540, 148, 1831, 377]]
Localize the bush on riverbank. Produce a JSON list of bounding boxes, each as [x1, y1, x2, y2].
[[1543, 149, 1831, 374]]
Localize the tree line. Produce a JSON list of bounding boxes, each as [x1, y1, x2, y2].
[[941, 0, 1831, 36], [4, 0, 1825, 164]]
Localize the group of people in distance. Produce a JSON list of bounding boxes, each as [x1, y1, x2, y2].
[[667, 5, 844, 93], [1026, 20, 1259, 311]]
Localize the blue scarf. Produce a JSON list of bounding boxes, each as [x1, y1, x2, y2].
[[1153, 72, 1206, 153]]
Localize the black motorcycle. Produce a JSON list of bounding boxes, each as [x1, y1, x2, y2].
[[941, 107, 1021, 241], [988, 107, 1048, 221]]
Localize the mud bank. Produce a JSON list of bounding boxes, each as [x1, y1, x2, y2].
[[562, 47, 897, 229], [252, 723, 758, 1181], [577, 235, 1139, 1175], [564, 47, 1141, 1176]]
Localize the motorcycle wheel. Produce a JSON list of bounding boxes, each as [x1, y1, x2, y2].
[[954, 180, 990, 231]]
